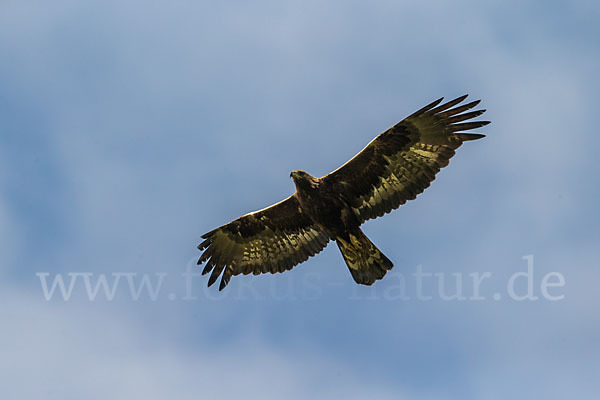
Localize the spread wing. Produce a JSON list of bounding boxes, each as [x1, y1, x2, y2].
[[197, 195, 330, 290], [323, 95, 490, 224]]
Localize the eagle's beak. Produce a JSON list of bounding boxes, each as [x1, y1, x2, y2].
[[290, 171, 296, 179]]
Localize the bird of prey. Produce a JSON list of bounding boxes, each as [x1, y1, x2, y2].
[[198, 95, 490, 290]]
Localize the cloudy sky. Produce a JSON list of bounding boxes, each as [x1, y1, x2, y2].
[[1, 1, 599, 399]]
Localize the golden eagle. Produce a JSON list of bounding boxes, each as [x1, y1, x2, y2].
[[198, 95, 490, 290]]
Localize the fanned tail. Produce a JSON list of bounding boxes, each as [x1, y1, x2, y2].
[[336, 229, 393, 285]]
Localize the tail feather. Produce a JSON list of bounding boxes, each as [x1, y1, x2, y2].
[[336, 230, 393, 285]]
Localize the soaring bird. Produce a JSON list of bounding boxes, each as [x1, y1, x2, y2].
[[198, 95, 490, 290]]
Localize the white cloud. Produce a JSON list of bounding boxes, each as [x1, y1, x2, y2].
[[0, 288, 431, 400]]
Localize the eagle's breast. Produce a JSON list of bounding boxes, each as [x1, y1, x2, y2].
[[295, 180, 356, 238]]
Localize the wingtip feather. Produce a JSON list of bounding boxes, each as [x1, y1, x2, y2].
[[201, 229, 216, 239], [207, 271, 219, 287], [457, 133, 486, 141], [197, 238, 211, 250], [429, 94, 469, 114], [201, 262, 212, 275], [409, 97, 444, 117]]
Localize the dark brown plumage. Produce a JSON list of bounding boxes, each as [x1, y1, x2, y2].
[[198, 95, 490, 290]]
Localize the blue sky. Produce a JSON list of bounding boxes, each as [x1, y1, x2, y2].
[[1, 1, 599, 399]]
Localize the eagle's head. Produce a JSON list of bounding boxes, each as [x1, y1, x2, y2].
[[290, 170, 319, 190]]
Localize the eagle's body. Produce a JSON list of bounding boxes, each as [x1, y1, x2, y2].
[[198, 95, 490, 290], [290, 170, 393, 284], [291, 171, 353, 238]]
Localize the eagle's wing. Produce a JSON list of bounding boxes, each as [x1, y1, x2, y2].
[[323, 95, 490, 224], [197, 195, 330, 290]]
